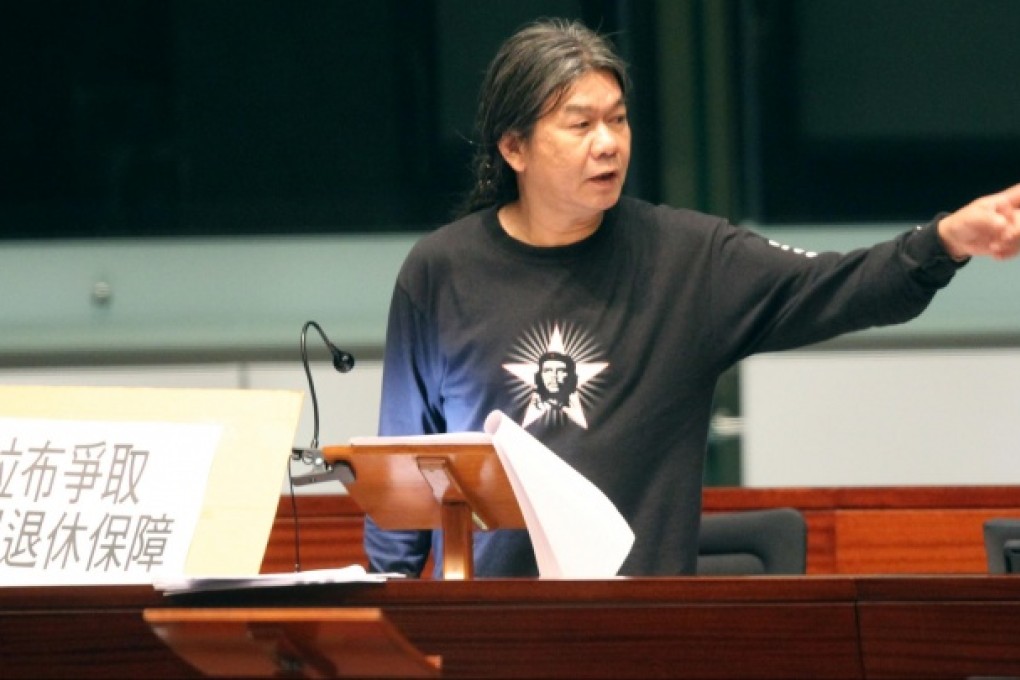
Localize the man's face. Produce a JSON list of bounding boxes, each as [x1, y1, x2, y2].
[[541, 359, 569, 393], [506, 69, 631, 225]]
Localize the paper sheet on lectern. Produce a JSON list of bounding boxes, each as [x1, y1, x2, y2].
[[484, 410, 634, 578]]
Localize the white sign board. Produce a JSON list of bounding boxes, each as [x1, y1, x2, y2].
[[0, 418, 221, 585], [0, 385, 303, 586]]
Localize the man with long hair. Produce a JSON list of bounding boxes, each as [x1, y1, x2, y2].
[[365, 18, 1020, 578]]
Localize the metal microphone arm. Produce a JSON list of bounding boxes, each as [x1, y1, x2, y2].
[[291, 321, 356, 484], [298, 320, 355, 450], [287, 321, 357, 572]]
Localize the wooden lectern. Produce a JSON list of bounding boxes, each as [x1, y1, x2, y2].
[[146, 440, 524, 678], [320, 440, 526, 580]]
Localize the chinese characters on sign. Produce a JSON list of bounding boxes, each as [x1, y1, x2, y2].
[[0, 418, 222, 586]]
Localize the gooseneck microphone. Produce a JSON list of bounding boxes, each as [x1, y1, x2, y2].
[[300, 320, 355, 450], [288, 320, 356, 571]]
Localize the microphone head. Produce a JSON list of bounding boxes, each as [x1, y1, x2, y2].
[[330, 346, 355, 373]]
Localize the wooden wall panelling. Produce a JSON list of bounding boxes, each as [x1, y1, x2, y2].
[[263, 486, 1020, 576]]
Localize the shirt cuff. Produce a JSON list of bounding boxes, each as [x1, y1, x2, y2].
[[904, 215, 969, 286]]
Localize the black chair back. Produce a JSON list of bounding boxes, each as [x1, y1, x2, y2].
[[983, 518, 1020, 574], [696, 507, 807, 575]]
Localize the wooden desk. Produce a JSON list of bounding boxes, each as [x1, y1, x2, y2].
[[6, 485, 1019, 678], [0, 585, 199, 679], [161, 578, 863, 679], [856, 576, 1020, 679], [4, 576, 1020, 679]]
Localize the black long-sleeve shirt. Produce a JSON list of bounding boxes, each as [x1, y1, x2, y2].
[[365, 196, 963, 577]]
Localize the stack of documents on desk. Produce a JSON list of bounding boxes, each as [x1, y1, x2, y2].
[[153, 564, 402, 594]]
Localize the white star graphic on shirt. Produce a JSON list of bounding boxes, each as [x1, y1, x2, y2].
[[502, 325, 608, 429]]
